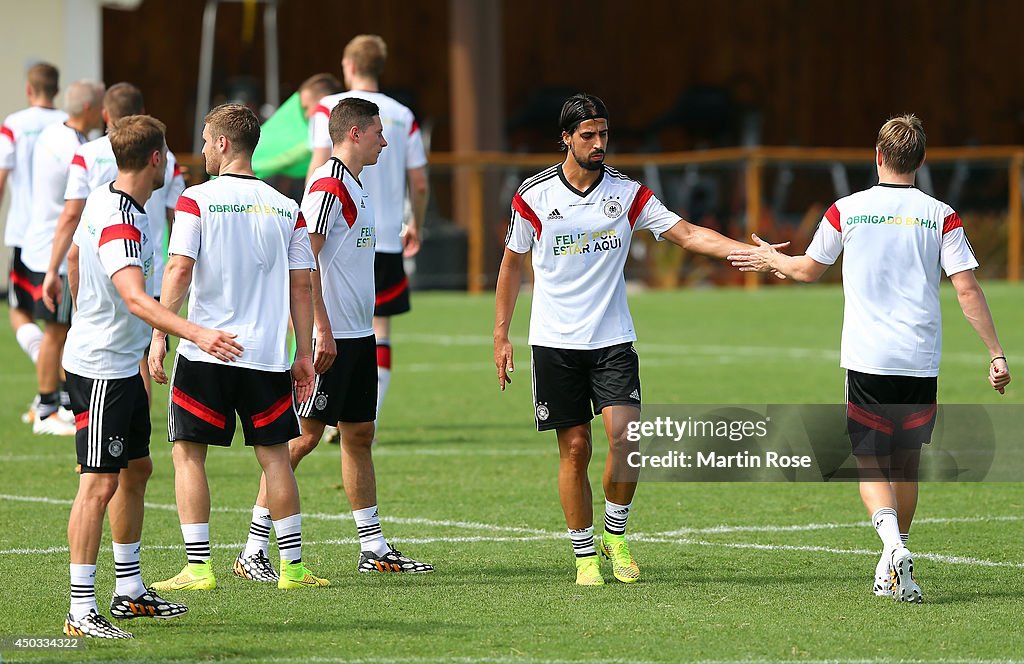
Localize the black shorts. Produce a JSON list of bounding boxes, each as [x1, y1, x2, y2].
[[846, 369, 938, 457], [66, 371, 151, 474], [168, 355, 300, 446], [531, 342, 641, 432], [374, 251, 410, 317], [296, 335, 377, 425], [8, 247, 37, 311], [24, 268, 72, 324]]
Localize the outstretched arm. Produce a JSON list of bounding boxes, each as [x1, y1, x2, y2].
[[494, 247, 527, 391], [949, 270, 1011, 394], [728, 233, 830, 283]]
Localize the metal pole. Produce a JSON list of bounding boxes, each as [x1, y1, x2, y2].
[[1008, 154, 1022, 282], [744, 154, 762, 290], [193, 0, 219, 153], [263, 0, 280, 111]]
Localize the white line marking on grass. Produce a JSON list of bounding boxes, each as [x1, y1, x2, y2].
[[650, 514, 1024, 536]]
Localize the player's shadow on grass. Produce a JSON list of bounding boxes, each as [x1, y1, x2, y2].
[[917, 589, 1023, 605]]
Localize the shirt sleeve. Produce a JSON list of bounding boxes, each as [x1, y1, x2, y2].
[[629, 186, 680, 240], [301, 175, 358, 238], [405, 114, 428, 170], [0, 122, 15, 170], [939, 210, 979, 276], [505, 192, 539, 253], [168, 192, 202, 259], [165, 152, 186, 207], [309, 101, 332, 150], [288, 207, 316, 270], [96, 211, 144, 278], [805, 203, 844, 265], [64, 151, 91, 200]]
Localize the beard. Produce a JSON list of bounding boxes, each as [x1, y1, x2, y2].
[[571, 145, 605, 172]]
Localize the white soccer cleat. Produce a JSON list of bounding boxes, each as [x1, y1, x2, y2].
[[873, 551, 893, 597], [320, 425, 340, 445], [33, 412, 76, 436], [21, 396, 40, 424], [890, 547, 923, 603]]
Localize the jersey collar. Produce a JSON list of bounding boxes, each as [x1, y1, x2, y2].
[[557, 163, 605, 197], [876, 182, 915, 189], [220, 172, 260, 180], [108, 183, 146, 214], [329, 156, 363, 189]]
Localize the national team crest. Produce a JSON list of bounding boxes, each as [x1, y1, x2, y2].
[[536, 403, 550, 421], [108, 436, 124, 457], [603, 199, 623, 219], [314, 393, 328, 411]]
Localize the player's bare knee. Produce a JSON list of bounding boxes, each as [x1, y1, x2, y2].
[[291, 432, 321, 459], [81, 473, 120, 504], [561, 436, 592, 468], [122, 456, 153, 486], [341, 422, 375, 450]]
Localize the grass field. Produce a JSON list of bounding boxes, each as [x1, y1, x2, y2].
[[1, 284, 1022, 663]]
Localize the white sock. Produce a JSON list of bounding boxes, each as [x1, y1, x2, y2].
[[900, 532, 910, 546], [112, 540, 145, 598], [376, 341, 391, 419], [569, 526, 596, 558], [70, 563, 97, 619], [871, 507, 903, 552], [273, 513, 302, 563], [243, 505, 273, 558], [603, 499, 632, 536], [15, 323, 43, 364], [353, 505, 389, 555], [181, 522, 211, 564]]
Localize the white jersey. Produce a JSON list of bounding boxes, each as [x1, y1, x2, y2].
[[20, 122, 87, 273], [0, 106, 67, 247], [310, 90, 427, 254], [506, 164, 680, 350], [63, 184, 155, 380], [302, 157, 376, 338], [806, 184, 979, 377], [168, 174, 316, 371], [65, 134, 186, 293]]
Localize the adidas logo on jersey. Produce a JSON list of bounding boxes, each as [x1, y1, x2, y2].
[[547, 209, 563, 220]]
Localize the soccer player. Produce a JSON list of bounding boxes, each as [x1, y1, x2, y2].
[[235, 99, 433, 581], [308, 35, 430, 432], [727, 114, 1012, 603], [493, 94, 780, 586], [62, 115, 239, 638], [149, 103, 329, 591], [19, 79, 105, 436], [298, 73, 341, 121], [0, 63, 66, 383], [41, 82, 187, 398]]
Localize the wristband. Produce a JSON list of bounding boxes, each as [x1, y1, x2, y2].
[[991, 356, 1007, 364]]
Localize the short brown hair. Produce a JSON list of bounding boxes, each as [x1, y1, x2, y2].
[[204, 103, 260, 155], [328, 98, 379, 145], [876, 114, 926, 175], [104, 82, 144, 124], [343, 35, 387, 79], [109, 115, 166, 172], [27, 63, 59, 99], [299, 73, 341, 99]]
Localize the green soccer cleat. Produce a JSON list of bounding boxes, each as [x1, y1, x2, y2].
[[599, 533, 640, 583], [151, 562, 217, 591], [574, 555, 605, 586], [277, 560, 331, 589]]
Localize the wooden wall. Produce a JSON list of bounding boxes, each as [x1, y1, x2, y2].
[[103, 0, 1024, 155]]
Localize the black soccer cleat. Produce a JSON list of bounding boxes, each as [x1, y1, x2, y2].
[[358, 545, 434, 574], [63, 610, 133, 638], [109, 588, 189, 620], [234, 549, 280, 582]]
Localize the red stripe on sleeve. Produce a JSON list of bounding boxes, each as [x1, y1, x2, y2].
[[309, 177, 357, 227], [175, 196, 201, 217], [172, 387, 227, 429], [409, 119, 420, 136], [627, 185, 654, 228], [943, 211, 962, 235], [825, 203, 842, 232], [251, 394, 293, 428], [0, 125, 13, 143], [511, 193, 542, 238], [71, 153, 87, 170], [294, 212, 307, 230], [99, 223, 142, 246], [314, 104, 331, 119]]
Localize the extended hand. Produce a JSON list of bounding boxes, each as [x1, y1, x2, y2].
[[292, 354, 316, 405], [195, 328, 244, 363], [728, 233, 789, 274], [149, 333, 169, 384]]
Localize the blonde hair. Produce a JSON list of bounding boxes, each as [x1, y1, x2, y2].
[[204, 103, 260, 154], [343, 35, 387, 79], [876, 114, 926, 175], [27, 63, 59, 99], [109, 115, 166, 172]]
